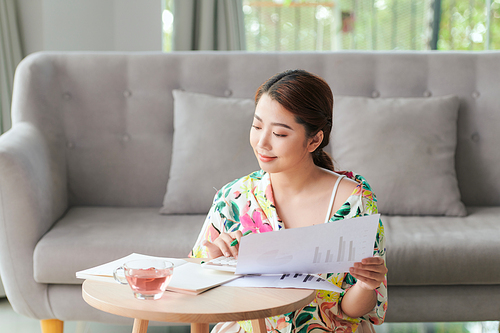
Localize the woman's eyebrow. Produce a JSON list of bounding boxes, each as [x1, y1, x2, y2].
[[254, 114, 294, 130]]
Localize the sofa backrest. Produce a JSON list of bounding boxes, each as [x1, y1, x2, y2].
[[11, 51, 500, 207]]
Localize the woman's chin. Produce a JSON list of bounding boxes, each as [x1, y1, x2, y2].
[[258, 163, 278, 174]]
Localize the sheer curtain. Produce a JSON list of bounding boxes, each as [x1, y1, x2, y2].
[[0, 0, 23, 133], [173, 0, 246, 51]]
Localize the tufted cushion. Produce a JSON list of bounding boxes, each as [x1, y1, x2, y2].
[[331, 95, 466, 216], [34, 207, 203, 284], [384, 207, 500, 285], [160, 90, 259, 214]]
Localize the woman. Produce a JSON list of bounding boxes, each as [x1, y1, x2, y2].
[[191, 69, 387, 333]]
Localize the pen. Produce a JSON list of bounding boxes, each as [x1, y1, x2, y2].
[[230, 230, 252, 246]]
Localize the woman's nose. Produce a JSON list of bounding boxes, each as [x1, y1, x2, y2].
[[257, 131, 272, 150]]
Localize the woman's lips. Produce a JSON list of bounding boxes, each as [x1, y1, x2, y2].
[[258, 153, 277, 163]]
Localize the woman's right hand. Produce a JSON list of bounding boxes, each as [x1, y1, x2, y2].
[[202, 230, 243, 259]]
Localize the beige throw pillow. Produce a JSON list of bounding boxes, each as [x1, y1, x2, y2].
[[331, 95, 466, 216], [160, 90, 259, 214]]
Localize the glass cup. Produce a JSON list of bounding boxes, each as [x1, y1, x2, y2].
[[113, 259, 174, 300]]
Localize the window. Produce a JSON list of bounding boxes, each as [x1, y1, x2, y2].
[[439, 0, 500, 50], [244, 0, 341, 51], [243, 0, 500, 51], [161, 0, 500, 51], [162, 0, 174, 52]]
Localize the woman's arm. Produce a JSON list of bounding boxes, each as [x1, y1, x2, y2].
[[340, 256, 387, 318]]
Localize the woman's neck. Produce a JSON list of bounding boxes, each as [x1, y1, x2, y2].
[[269, 162, 324, 196]]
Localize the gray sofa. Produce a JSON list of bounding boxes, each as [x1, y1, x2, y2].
[[0, 51, 499, 328]]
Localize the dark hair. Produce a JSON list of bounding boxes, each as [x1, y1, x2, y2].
[[255, 69, 335, 171]]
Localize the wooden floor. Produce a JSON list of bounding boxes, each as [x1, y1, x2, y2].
[[1, 297, 498, 333]]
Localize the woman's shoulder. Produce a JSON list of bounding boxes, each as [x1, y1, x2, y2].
[[337, 170, 377, 205], [334, 170, 378, 217], [337, 170, 375, 193]]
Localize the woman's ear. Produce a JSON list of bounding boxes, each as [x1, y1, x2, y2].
[[308, 130, 324, 153]]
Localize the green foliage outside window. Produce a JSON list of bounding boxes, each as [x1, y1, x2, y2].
[[162, 0, 500, 51], [243, 0, 500, 51], [439, 0, 500, 50]]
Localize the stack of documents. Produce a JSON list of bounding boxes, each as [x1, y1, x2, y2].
[[77, 214, 380, 295], [76, 253, 239, 295]]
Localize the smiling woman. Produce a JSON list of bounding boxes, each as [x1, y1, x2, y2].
[[252, 69, 334, 172], [190, 69, 387, 333]]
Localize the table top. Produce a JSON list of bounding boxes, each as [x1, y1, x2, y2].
[[82, 278, 316, 324]]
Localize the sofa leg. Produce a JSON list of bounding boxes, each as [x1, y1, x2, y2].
[[40, 319, 64, 333]]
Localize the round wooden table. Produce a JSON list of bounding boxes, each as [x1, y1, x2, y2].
[[82, 279, 316, 333]]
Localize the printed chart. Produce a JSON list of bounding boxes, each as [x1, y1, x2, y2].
[[236, 214, 380, 275], [313, 235, 358, 264]]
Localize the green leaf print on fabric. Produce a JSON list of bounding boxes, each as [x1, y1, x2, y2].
[[303, 306, 316, 313], [345, 273, 357, 285], [226, 178, 240, 188], [215, 201, 226, 214], [249, 170, 265, 180], [230, 201, 240, 222], [215, 189, 223, 201], [334, 202, 351, 218], [362, 178, 373, 192], [224, 220, 235, 231], [297, 325, 310, 333], [296, 312, 314, 328]]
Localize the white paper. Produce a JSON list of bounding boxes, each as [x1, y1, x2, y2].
[[223, 273, 344, 293], [168, 262, 240, 294], [76, 253, 240, 295], [235, 214, 380, 275], [76, 253, 187, 280]]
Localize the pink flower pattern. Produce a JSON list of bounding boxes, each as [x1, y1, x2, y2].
[[240, 209, 273, 234]]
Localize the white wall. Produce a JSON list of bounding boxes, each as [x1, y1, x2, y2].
[[16, 0, 163, 55]]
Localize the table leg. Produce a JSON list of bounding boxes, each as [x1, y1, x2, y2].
[[251, 319, 266, 333], [191, 322, 210, 333], [132, 319, 149, 333]]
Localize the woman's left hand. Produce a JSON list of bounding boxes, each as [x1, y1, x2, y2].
[[349, 256, 387, 291]]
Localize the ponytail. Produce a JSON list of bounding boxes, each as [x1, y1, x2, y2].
[[313, 148, 335, 171]]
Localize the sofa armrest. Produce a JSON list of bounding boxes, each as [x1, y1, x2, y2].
[[0, 122, 67, 318]]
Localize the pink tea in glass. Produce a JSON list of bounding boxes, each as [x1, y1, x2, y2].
[[114, 259, 174, 300]]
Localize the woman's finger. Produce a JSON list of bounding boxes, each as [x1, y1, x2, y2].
[[203, 231, 245, 259], [202, 240, 223, 259], [231, 230, 243, 244], [349, 268, 384, 289], [360, 256, 385, 265], [213, 234, 234, 257], [350, 266, 384, 281]]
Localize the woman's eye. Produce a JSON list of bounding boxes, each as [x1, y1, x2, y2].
[[252, 125, 261, 130], [273, 132, 287, 138]]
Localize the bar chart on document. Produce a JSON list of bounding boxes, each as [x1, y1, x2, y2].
[[313, 236, 357, 264], [308, 218, 377, 273], [235, 214, 381, 275]]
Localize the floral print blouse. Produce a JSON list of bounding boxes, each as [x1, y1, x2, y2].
[[190, 170, 387, 333]]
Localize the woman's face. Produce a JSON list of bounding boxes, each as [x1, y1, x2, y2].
[[250, 93, 321, 174]]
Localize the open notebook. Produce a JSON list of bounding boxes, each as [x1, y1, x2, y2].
[[76, 253, 240, 295]]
